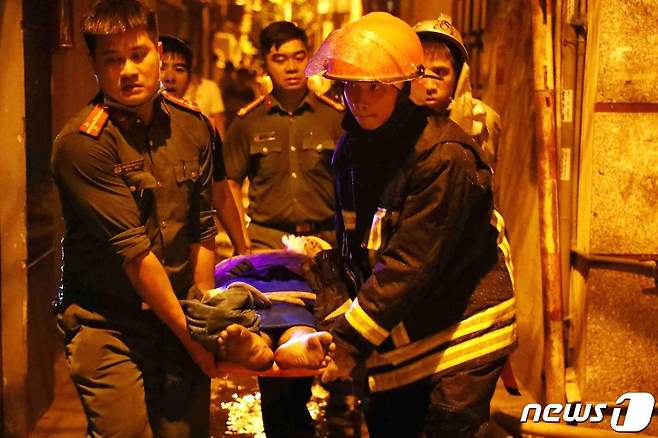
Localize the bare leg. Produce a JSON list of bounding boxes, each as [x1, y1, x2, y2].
[[274, 326, 334, 369], [217, 324, 274, 371]]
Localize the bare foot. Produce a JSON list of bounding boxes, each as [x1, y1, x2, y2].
[[217, 324, 274, 371], [274, 331, 334, 369]]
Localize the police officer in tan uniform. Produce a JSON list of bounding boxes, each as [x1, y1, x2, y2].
[[222, 21, 344, 438], [50, 1, 255, 436], [223, 22, 344, 253], [160, 34, 251, 256]]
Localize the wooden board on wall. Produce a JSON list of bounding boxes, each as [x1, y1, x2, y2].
[[0, 1, 28, 436]]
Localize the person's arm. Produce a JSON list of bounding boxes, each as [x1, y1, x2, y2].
[[324, 142, 488, 379], [209, 116, 250, 254], [218, 116, 254, 254], [124, 252, 217, 376], [191, 116, 220, 284], [190, 240, 216, 294], [213, 179, 251, 254]]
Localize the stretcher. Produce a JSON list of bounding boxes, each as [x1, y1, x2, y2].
[[213, 250, 329, 377], [212, 250, 521, 392]]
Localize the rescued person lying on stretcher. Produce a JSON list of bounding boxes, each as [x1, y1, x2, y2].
[[181, 236, 336, 372]]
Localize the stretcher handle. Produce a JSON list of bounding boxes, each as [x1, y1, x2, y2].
[[216, 361, 323, 377]]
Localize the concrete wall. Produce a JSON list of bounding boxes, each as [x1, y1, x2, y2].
[[587, 0, 658, 255], [589, 112, 658, 254], [0, 1, 29, 436], [575, 0, 658, 422]]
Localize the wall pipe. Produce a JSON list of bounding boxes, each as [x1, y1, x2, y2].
[[572, 251, 658, 288], [531, 0, 566, 403]]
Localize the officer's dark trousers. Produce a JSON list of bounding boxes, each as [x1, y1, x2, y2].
[[364, 357, 505, 438], [58, 303, 210, 438], [259, 376, 315, 438]]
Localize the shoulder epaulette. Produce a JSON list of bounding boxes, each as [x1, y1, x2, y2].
[[315, 93, 345, 112], [79, 104, 110, 138], [162, 91, 202, 113], [237, 95, 267, 118]]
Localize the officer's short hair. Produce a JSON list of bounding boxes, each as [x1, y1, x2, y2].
[[259, 21, 308, 57], [160, 35, 193, 72], [82, 0, 158, 57]]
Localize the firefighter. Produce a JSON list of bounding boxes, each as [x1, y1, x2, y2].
[[411, 14, 502, 166], [305, 12, 516, 437]]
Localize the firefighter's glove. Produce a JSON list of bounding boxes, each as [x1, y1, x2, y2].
[[303, 249, 354, 330]]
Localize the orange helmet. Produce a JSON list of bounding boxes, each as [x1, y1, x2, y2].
[[305, 12, 425, 83], [413, 14, 468, 70]]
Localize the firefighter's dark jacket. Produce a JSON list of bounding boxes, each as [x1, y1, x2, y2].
[[315, 98, 516, 393]]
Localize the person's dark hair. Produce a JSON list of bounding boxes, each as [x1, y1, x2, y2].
[[160, 35, 193, 72], [82, 0, 158, 56], [259, 21, 308, 58], [418, 34, 462, 80]]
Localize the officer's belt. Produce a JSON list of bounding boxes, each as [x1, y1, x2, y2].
[[251, 219, 334, 235]]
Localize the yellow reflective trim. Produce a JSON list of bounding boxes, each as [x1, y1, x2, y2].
[[345, 298, 389, 346], [491, 209, 515, 289], [366, 208, 387, 251], [490, 209, 505, 234], [498, 236, 515, 288], [366, 298, 516, 367], [390, 323, 411, 347], [323, 299, 352, 321], [368, 323, 517, 393]]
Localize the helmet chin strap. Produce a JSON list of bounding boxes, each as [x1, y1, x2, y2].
[[103, 84, 164, 112]]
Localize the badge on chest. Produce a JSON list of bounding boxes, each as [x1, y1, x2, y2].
[[253, 131, 277, 143], [113, 159, 145, 175]]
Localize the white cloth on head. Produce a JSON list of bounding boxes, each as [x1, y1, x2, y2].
[[448, 63, 501, 164]]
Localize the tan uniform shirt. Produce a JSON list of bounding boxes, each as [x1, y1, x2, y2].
[[223, 92, 344, 229], [51, 92, 217, 311]]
